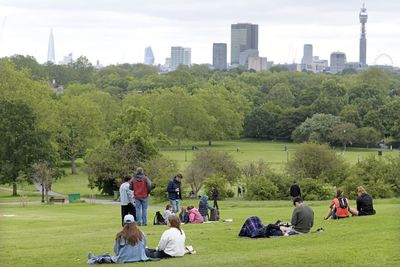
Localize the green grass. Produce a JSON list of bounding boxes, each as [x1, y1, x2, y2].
[[0, 199, 399, 267]]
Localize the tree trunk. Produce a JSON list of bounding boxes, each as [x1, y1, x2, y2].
[[45, 188, 49, 203], [208, 138, 212, 146], [177, 138, 181, 150], [12, 182, 17, 196], [71, 156, 77, 174]]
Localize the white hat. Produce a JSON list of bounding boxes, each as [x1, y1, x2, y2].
[[124, 214, 135, 224]]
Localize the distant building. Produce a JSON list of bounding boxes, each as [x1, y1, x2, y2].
[[171, 46, 191, 70], [231, 23, 258, 65], [144, 46, 155, 65], [59, 53, 73, 65], [311, 56, 329, 73], [330, 52, 347, 74], [212, 43, 227, 70], [47, 29, 55, 63], [248, 56, 267, 72], [359, 4, 368, 65], [239, 49, 259, 68], [301, 44, 313, 71]]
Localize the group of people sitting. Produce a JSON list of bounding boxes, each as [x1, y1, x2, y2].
[[176, 195, 217, 224], [324, 186, 376, 220], [88, 214, 186, 264]]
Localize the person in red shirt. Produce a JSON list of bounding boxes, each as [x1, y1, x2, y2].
[[324, 189, 357, 220]]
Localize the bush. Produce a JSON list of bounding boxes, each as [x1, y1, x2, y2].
[[203, 176, 228, 200], [245, 175, 278, 200], [300, 178, 333, 201], [226, 189, 235, 198]]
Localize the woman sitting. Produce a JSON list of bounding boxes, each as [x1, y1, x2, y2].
[[187, 205, 204, 224], [179, 207, 189, 224], [324, 189, 357, 220], [87, 214, 149, 264], [146, 215, 186, 259], [353, 186, 376, 216]]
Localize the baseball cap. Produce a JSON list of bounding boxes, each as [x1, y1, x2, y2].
[[124, 214, 135, 224]]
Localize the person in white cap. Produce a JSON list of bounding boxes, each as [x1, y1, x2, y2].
[[87, 214, 150, 264]]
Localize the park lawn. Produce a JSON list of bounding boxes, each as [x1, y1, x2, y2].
[[0, 199, 399, 267], [0, 189, 42, 202]]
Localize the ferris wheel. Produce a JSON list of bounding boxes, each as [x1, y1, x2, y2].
[[374, 53, 394, 66]]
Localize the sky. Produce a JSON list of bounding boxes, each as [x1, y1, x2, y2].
[[0, 0, 399, 66]]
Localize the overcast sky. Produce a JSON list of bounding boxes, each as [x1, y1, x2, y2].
[[0, 0, 399, 66]]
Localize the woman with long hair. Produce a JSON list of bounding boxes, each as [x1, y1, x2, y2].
[[354, 186, 376, 216], [146, 214, 186, 259], [324, 189, 357, 220], [87, 214, 149, 264]]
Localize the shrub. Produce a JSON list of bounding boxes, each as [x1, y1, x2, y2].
[[226, 189, 235, 198], [203, 176, 228, 200], [300, 178, 333, 201], [245, 175, 278, 200]]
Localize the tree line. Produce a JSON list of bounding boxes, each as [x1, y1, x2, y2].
[[0, 55, 399, 197]]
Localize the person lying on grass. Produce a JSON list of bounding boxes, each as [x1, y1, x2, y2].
[[146, 215, 186, 259], [87, 214, 150, 264]]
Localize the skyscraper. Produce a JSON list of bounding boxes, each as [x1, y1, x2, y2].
[[212, 43, 227, 70], [359, 4, 368, 65], [330, 52, 347, 74], [302, 44, 313, 65], [171, 46, 191, 70], [231, 23, 258, 65], [144, 46, 155, 65], [47, 29, 55, 63]]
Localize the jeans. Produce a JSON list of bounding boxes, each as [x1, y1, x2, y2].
[[169, 199, 180, 213], [135, 198, 148, 225]]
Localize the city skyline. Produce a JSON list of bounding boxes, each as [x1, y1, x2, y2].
[[0, 0, 399, 66]]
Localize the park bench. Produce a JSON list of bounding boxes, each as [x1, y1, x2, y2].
[[49, 197, 65, 204]]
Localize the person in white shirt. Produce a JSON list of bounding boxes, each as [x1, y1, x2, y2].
[[146, 215, 186, 259], [119, 175, 135, 226], [163, 204, 174, 223]]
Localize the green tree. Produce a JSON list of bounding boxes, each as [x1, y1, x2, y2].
[[356, 127, 381, 148], [0, 100, 56, 195], [287, 143, 349, 185], [329, 122, 358, 150], [56, 95, 103, 174], [266, 82, 295, 108]]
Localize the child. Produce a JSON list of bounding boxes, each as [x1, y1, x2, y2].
[[199, 195, 214, 222], [179, 207, 189, 224], [163, 204, 174, 223], [187, 206, 204, 224]]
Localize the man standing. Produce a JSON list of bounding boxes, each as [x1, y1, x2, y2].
[[290, 180, 301, 199], [211, 186, 219, 210], [131, 167, 152, 226], [119, 175, 135, 226], [167, 173, 182, 213], [290, 197, 314, 234]]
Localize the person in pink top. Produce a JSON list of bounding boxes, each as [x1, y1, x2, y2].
[[187, 206, 204, 224]]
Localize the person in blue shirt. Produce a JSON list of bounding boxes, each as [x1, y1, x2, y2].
[[87, 214, 151, 264], [167, 174, 183, 213]]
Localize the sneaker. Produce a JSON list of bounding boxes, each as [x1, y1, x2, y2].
[[316, 227, 325, 232], [87, 252, 94, 259]]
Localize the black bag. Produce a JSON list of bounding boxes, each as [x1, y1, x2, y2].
[[209, 208, 219, 221], [338, 197, 348, 209], [153, 211, 166, 225]]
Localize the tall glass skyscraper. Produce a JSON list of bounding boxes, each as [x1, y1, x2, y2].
[[231, 23, 258, 65], [213, 43, 227, 70], [144, 46, 155, 65], [47, 29, 55, 63]]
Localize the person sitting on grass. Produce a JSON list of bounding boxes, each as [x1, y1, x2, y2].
[[352, 186, 376, 216], [324, 189, 357, 220], [87, 214, 150, 264], [198, 195, 214, 222], [146, 215, 186, 259], [283, 197, 314, 235], [163, 204, 174, 223], [179, 207, 189, 224], [187, 205, 204, 224]]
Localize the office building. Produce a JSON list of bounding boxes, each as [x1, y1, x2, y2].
[[301, 44, 313, 71], [212, 43, 227, 70], [248, 56, 267, 72], [330, 52, 347, 74], [144, 46, 155, 65], [59, 53, 73, 65], [171, 46, 191, 70], [231, 23, 258, 65], [239, 49, 259, 68]]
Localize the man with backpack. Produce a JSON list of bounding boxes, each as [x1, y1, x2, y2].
[[131, 167, 153, 226], [167, 173, 183, 213]]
